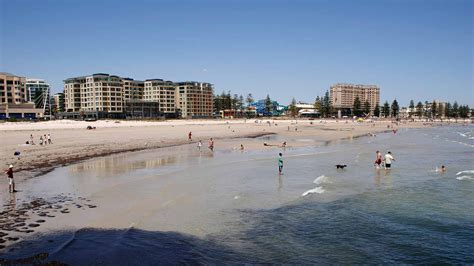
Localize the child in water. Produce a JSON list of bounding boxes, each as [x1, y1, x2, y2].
[[278, 153, 283, 175]]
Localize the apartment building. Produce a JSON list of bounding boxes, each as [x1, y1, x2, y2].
[[143, 79, 177, 117], [53, 92, 65, 113], [330, 83, 380, 114], [0, 72, 43, 119], [176, 82, 214, 118], [63, 73, 214, 119], [64, 73, 124, 117], [122, 78, 144, 101]]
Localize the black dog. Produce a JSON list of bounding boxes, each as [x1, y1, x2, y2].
[[335, 164, 347, 169]]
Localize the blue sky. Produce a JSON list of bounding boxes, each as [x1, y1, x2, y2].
[[1, 0, 472, 106]]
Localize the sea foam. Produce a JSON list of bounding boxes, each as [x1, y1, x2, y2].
[[302, 186, 325, 196], [456, 175, 474, 181], [313, 175, 329, 185], [456, 170, 474, 176]]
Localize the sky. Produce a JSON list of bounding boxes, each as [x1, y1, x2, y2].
[[0, 0, 472, 106]]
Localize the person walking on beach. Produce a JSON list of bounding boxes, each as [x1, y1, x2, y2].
[[30, 134, 35, 145], [374, 150, 383, 168], [188, 132, 192, 141], [384, 151, 395, 169], [47, 134, 52, 144], [278, 153, 284, 175], [5, 165, 16, 193], [44, 134, 48, 145], [197, 140, 202, 151], [39, 135, 43, 145], [208, 138, 214, 152]]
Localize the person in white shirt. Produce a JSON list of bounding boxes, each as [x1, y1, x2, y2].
[[197, 140, 202, 151], [384, 151, 395, 169]]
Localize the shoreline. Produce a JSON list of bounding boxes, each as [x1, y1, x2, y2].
[[1, 119, 463, 181], [15, 131, 278, 179]]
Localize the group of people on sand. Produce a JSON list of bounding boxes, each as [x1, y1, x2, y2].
[[28, 133, 52, 145], [374, 150, 395, 169]]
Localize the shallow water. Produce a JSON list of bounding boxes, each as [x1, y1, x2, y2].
[[1, 126, 473, 264]]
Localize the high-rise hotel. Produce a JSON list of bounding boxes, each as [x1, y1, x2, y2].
[[330, 83, 380, 115]]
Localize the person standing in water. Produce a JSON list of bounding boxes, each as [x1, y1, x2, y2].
[[384, 151, 395, 169], [278, 153, 283, 175], [5, 165, 16, 193], [374, 150, 383, 168], [208, 138, 214, 152], [197, 140, 202, 151]]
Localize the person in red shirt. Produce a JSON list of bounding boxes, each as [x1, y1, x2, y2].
[[5, 165, 16, 193], [188, 132, 192, 141]]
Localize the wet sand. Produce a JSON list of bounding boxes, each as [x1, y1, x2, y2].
[[1, 119, 433, 181]]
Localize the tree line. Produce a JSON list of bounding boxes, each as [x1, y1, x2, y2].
[[407, 100, 470, 119]]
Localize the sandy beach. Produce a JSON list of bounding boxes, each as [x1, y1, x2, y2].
[[1, 119, 433, 180], [0, 120, 472, 263]]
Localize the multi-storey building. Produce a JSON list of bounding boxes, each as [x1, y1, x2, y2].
[[63, 73, 214, 119], [122, 78, 144, 102], [0, 72, 43, 119], [143, 79, 177, 117], [330, 83, 380, 115], [53, 93, 65, 113], [64, 73, 124, 118], [26, 79, 51, 114], [176, 82, 214, 118]]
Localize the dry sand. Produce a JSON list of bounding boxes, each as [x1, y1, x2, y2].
[[1, 118, 433, 180]]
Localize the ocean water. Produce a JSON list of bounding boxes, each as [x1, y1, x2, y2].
[[1, 126, 473, 264]]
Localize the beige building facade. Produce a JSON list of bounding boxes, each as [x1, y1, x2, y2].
[[64, 73, 124, 114], [0, 72, 43, 119], [176, 82, 214, 118], [330, 83, 380, 114], [64, 73, 214, 119], [122, 78, 144, 102], [143, 79, 177, 116]]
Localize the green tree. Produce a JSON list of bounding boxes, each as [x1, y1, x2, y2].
[[459, 105, 470, 118], [213, 94, 222, 113], [322, 90, 331, 118], [353, 96, 362, 116], [445, 102, 452, 118], [314, 96, 322, 111], [363, 100, 370, 115], [438, 103, 444, 119], [289, 98, 297, 117], [452, 101, 459, 118], [231, 94, 239, 110], [431, 101, 437, 118], [373, 103, 380, 117], [237, 95, 244, 111], [391, 99, 399, 118], [382, 101, 390, 118], [246, 93, 254, 107], [409, 100, 415, 117], [265, 94, 273, 116], [416, 101, 424, 118]]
